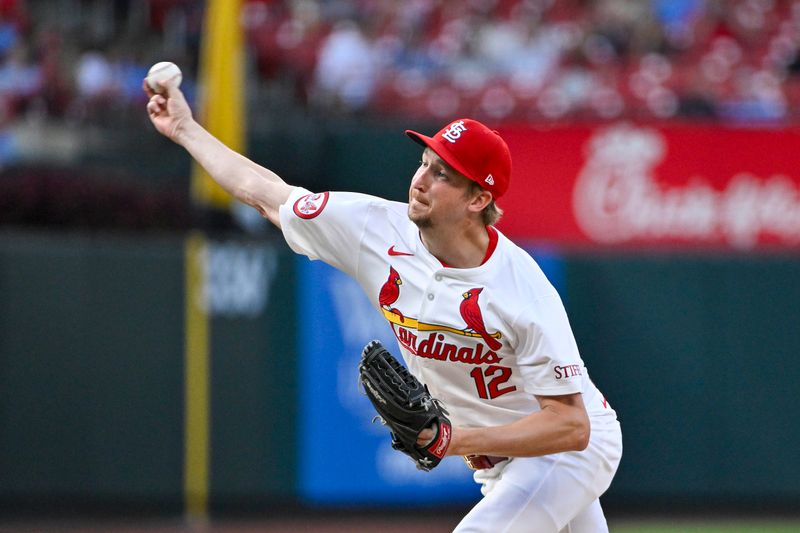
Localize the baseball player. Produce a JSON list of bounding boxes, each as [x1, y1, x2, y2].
[[145, 78, 622, 532]]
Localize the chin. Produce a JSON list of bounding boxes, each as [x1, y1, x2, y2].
[[412, 218, 433, 229], [408, 209, 433, 229]]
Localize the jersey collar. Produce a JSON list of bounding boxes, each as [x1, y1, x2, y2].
[[437, 226, 498, 269]]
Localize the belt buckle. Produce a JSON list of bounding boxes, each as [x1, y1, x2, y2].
[[463, 454, 491, 470], [463, 454, 509, 470]]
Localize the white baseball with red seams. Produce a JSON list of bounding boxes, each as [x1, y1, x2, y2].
[[279, 187, 622, 533], [146, 61, 182, 93]]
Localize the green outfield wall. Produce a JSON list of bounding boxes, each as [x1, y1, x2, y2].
[[0, 231, 296, 512], [563, 253, 800, 509], [0, 231, 798, 512]]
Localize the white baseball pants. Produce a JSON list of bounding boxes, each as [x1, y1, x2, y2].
[[453, 419, 623, 533]]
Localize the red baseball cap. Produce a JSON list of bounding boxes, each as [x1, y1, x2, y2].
[[405, 118, 512, 198]]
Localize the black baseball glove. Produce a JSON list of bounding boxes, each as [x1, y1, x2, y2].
[[358, 340, 452, 471]]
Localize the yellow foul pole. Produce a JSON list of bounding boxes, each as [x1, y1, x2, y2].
[[191, 0, 246, 208], [184, 0, 245, 519]]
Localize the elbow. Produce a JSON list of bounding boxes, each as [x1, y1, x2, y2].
[[573, 426, 590, 451], [572, 418, 591, 451]]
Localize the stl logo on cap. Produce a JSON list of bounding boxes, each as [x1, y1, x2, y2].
[[442, 120, 467, 143]]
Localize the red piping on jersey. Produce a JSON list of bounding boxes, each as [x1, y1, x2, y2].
[[438, 226, 498, 268], [483, 226, 499, 264]]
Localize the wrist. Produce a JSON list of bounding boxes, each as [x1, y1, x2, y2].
[[172, 117, 198, 146], [446, 426, 474, 456]]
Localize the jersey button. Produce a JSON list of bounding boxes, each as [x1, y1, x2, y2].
[[435, 274, 443, 281], [427, 293, 434, 301]]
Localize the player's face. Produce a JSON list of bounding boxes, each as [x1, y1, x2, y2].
[[408, 148, 474, 229]]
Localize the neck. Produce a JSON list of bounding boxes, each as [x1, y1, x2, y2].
[[420, 222, 490, 268]]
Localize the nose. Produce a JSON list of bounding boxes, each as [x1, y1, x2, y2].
[[411, 167, 431, 191]]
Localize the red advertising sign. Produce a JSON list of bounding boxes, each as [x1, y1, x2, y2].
[[495, 123, 800, 250]]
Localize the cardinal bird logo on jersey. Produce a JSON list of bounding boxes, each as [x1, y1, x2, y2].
[[459, 288, 502, 351], [379, 266, 405, 323]]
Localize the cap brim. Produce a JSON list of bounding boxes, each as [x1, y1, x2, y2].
[[405, 129, 474, 184]]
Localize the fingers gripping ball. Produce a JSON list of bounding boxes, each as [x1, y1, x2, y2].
[[358, 340, 452, 471], [147, 61, 182, 93]]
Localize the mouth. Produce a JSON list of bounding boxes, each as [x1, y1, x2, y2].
[[409, 199, 429, 217], [410, 193, 429, 207], [408, 196, 431, 226]]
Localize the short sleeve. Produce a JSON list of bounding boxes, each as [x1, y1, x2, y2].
[[513, 295, 585, 396], [279, 188, 377, 276]]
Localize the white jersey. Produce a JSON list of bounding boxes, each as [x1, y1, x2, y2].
[[280, 188, 616, 428]]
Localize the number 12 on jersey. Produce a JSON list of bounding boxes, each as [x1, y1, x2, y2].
[[470, 365, 517, 399]]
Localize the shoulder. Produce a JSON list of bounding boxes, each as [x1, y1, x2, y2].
[[491, 230, 561, 301], [493, 230, 549, 278]]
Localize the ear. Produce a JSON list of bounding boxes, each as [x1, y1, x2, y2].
[[467, 189, 493, 214]]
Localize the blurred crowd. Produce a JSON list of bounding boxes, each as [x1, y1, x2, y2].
[[3, 0, 800, 138], [253, 0, 800, 122], [0, 0, 201, 123], [2, 0, 800, 230]]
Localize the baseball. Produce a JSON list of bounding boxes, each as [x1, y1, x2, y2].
[[146, 61, 182, 93]]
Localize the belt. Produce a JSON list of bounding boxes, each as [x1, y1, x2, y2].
[[463, 454, 509, 470]]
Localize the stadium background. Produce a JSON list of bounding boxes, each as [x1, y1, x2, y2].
[[1, 0, 799, 531]]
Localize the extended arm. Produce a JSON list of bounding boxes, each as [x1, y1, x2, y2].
[[423, 393, 590, 457], [144, 78, 294, 227]]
